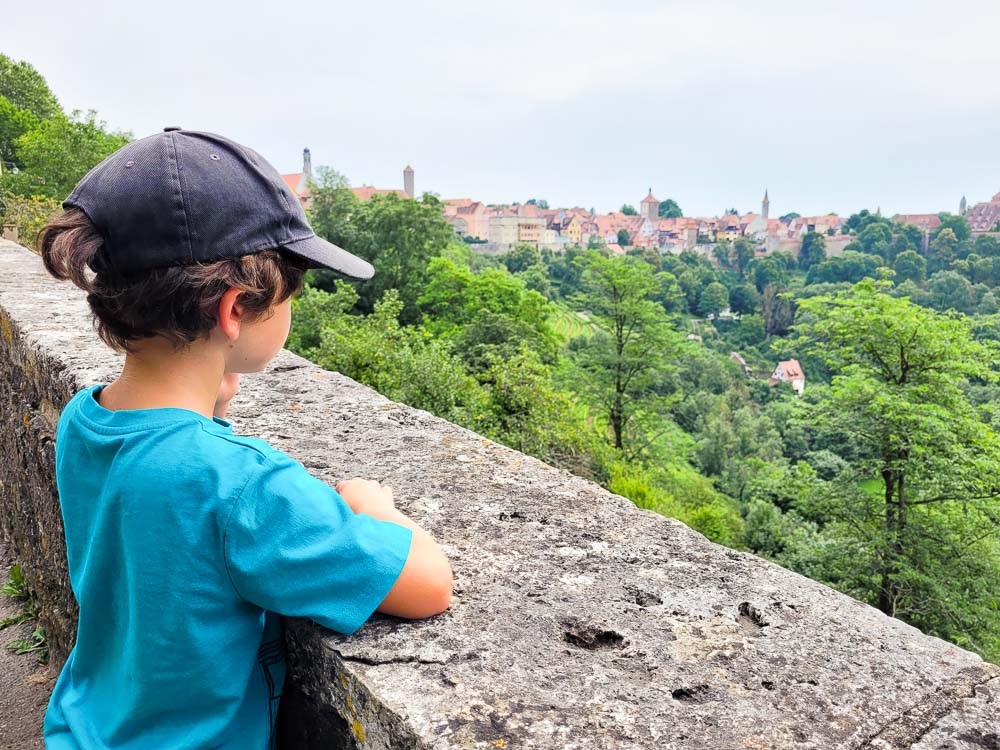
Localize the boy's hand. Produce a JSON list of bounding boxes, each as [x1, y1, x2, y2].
[[335, 478, 396, 517], [214, 373, 241, 419]]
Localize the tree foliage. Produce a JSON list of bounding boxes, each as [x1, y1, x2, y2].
[[794, 279, 1000, 655]]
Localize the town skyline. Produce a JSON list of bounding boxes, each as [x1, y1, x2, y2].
[[299, 153, 978, 222], [4, 0, 999, 217]]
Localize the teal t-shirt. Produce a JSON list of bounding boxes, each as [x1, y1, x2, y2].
[[43, 383, 413, 749]]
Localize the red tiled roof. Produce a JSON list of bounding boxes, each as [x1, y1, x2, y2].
[[282, 173, 304, 193], [966, 200, 1000, 232], [778, 359, 804, 379], [351, 185, 408, 201], [893, 214, 942, 230]]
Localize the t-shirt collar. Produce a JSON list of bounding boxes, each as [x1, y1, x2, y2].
[[79, 383, 233, 431]]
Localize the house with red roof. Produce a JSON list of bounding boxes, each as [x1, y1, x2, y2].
[[768, 359, 805, 396], [892, 213, 942, 233]]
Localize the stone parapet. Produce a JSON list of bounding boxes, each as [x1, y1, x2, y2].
[[1, 238, 997, 748]]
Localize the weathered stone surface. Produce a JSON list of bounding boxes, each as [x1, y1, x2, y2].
[[1, 237, 998, 749]]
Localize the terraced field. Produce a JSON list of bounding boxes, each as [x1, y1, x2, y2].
[[550, 303, 599, 341]]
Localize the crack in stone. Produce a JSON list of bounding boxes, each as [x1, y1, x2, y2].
[[339, 653, 450, 666], [855, 671, 1000, 749], [329, 646, 452, 667]]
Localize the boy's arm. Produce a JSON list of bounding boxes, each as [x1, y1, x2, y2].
[[336, 479, 453, 619], [224, 454, 443, 635]]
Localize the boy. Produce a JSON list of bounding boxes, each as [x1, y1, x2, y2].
[[35, 127, 453, 749]]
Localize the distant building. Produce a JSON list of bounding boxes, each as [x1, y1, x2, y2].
[[443, 200, 490, 240], [892, 214, 942, 233], [718, 214, 742, 242], [761, 189, 770, 220], [640, 189, 659, 222], [280, 148, 314, 209], [350, 185, 409, 201], [404, 165, 415, 199], [344, 164, 414, 203], [965, 191, 1000, 233], [769, 359, 805, 396]]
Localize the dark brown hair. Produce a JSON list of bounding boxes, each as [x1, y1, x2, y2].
[[38, 208, 312, 354]]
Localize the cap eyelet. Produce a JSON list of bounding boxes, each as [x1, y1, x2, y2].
[[125, 160, 135, 167], [209, 154, 221, 161]]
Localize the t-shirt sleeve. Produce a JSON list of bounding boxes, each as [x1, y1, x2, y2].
[[223, 450, 413, 635]]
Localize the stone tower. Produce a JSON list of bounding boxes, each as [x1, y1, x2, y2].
[[762, 189, 770, 220], [302, 147, 312, 178], [404, 165, 414, 199], [641, 188, 659, 222], [960, 195, 967, 216]]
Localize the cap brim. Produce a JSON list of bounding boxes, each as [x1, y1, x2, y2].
[[279, 234, 375, 279]]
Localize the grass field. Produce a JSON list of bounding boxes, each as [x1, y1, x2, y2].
[[550, 303, 599, 341], [858, 478, 882, 496]]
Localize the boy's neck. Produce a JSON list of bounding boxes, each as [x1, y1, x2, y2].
[[100, 339, 226, 420]]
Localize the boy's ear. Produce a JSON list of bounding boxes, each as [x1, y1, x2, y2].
[[218, 287, 245, 342]]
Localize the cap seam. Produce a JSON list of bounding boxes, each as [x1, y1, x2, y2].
[[166, 132, 196, 264]]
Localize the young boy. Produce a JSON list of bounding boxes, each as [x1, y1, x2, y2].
[[36, 127, 453, 749]]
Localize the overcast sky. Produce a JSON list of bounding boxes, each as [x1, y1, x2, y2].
[[5, 0, 1000, 217]]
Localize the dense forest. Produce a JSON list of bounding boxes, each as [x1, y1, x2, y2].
[[2, 54, 998, 665], [292, 172, 1000, 665]]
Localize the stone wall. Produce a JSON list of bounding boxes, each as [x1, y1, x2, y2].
[[1, 237, 998, 748]]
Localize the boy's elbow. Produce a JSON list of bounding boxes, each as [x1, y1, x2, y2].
[[431, 559, 454, 614]]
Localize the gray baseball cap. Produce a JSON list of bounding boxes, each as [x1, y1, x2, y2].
[[63, 126, 374, 279]]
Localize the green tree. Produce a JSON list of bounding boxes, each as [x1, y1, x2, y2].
[[933, 213, 971, 243], [794, 279, 1000, 660], [729, 284, 760, 317], [749, 253, 786, 293], [799, 231, 827, 271], [1, 109, 131, 199], [892, 249, 926, 286], [501, 243, 541, 273], [926, 270, 975, 314], [658, 198, 682, 218], [569, 252, 685, 458], [844, 209, 891, 235], [733, 237, 755, 278], [712, 238, 732, 269], [0, 55, 60, 121], [698, 281, 729, 318], [0, 96, 40, 166], [308, 185, 456, 323], [857, 223, 893, 260], [620, 204, 637, 216], [616, 228, 630, 247], [929, 228, 959, 274]]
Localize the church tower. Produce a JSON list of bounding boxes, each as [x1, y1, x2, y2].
[[302, 148, 312, 178], [960, 195, 967, 216], [404, 165, 415, 199], [641, 188, 659, 222], [762, 189, 770, 220]]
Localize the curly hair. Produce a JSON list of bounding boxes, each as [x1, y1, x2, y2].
[[38, 208, 312, 355]]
